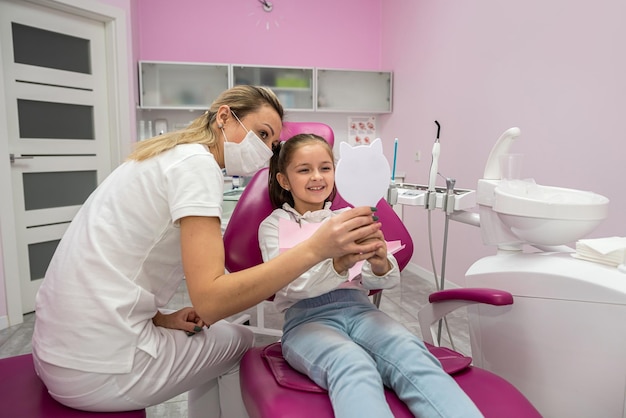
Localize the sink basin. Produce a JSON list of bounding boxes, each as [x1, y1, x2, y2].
[[492, 180, 610, 245]]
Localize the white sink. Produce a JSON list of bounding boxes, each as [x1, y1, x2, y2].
[[492, 180, 610, 245]]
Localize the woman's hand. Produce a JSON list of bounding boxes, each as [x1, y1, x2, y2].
[[152, 307, 207, 336], [310, 206, 382, 260]]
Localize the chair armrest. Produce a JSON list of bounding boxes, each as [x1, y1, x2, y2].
[[418, 288, 513, 346], [429, 288, 513, 305]]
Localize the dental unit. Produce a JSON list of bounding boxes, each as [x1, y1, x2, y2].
[[388, 126, 626, 418]]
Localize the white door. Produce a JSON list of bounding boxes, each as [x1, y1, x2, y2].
[[0, 0, 113, 313]]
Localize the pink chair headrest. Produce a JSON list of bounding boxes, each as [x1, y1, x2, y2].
[[280, 121, 334, 146]]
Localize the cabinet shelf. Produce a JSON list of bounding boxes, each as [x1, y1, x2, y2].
[[270, 86, 311, 92]]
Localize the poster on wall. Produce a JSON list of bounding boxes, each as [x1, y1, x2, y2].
[[348, 116, 376, 146]]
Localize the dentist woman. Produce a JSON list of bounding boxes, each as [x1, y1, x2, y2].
[[32, 85, 382, 417]]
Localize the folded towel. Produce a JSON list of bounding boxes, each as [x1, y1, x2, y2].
[[573, 237, 626, 266]]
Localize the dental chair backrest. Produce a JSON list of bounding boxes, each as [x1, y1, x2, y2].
[[223, 121, 414, 278]]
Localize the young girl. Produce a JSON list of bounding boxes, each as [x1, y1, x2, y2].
[[259, 133, 484, 418]]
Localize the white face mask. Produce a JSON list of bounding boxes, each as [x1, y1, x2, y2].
[[222, 112, 273, 177]]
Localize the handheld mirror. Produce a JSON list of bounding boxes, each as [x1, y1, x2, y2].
[[335, 138, 391, 207]]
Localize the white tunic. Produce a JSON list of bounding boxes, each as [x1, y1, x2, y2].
[[259, 203, 400, 313], [33, 144, 224, 373]]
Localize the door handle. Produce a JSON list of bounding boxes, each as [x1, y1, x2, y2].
[[9, 154, 34, 164]]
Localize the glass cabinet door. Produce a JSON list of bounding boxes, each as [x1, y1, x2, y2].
[[232, 65, 314, 111], [317, 69, 392, 113], [139, 61, 229, 109]]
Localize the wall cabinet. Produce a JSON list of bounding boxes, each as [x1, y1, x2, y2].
[[317, 69, 392, 113], [139, 61, 228, 110], [138, 61, 392, 114], [232, 65, 314, 111]]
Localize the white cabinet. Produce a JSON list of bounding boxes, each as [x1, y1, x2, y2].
[[138, 61, 392, 114], [232, 65, 314, 111], [139, 61, 228, 110], [316, 69, 392, 113]]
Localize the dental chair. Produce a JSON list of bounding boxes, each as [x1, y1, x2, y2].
[[0, 353, 146, 417], [223, 121, 541, 417], [223, 121, 412, 312]]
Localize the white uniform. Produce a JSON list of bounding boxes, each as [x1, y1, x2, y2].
[[32, 144, 252, 416], [259, 202, 400, 313]]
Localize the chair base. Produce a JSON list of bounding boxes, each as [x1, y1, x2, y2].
[[0, 353, 146, 418]]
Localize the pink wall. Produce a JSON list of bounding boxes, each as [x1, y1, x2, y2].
[[136, 0, 383, 69], [380, 0, 626, 285], [7, 0, 624, 323], [0, 0, 383, 324]]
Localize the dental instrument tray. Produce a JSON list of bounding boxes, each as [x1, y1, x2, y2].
[[394, 183, 476, 211]]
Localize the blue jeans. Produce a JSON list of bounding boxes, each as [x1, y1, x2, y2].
[[281, 289, 484, 418]]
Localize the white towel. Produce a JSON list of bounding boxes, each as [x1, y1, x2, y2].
[[573, 237, 626, 266]]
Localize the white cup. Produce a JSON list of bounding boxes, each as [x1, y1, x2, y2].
[[499, 153, 523, 180]]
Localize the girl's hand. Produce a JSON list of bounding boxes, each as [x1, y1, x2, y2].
[[332, 253, 362, 275], [358, 230, 392, 276], [152, 307, 207, 336], [333, 229, 391, 276]]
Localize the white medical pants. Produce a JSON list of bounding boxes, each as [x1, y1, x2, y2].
[[33, 320, 254, 418]]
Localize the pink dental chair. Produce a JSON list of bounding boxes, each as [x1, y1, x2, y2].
[[224, 121, 412, 307], [223, 121, 541, 417], [0, 353, 146, 417]]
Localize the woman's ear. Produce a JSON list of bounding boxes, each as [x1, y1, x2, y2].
[[216, 105, 230, 127]]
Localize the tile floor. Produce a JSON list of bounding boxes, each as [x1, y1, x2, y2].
[[0, 267, 472, 417]]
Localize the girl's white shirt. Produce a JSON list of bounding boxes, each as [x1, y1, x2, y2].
[[259, 202, 399, 313]]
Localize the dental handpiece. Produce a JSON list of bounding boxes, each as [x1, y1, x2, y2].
[[428, 121, 441, 192], [428, 141, 440, 191]]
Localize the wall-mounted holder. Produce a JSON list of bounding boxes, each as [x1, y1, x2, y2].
[[393, 183, 476, 212]]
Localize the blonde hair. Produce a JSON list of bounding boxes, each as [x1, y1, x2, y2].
[[128, 85, 284, 161]]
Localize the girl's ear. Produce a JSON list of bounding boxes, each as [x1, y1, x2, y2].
[[276, 173, 290, 191]]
